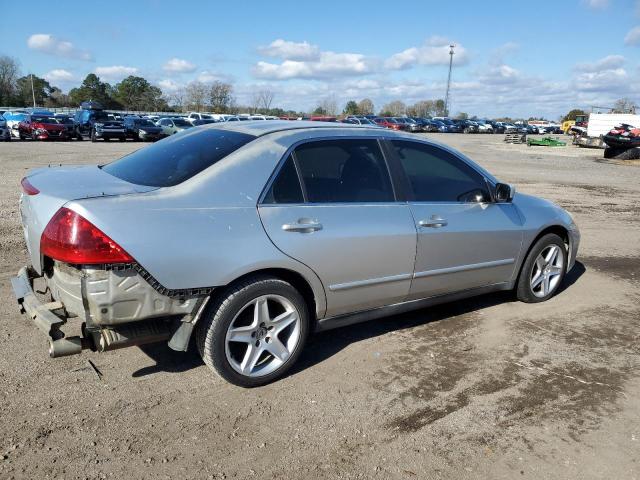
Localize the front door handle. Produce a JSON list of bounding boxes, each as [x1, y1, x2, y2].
[[282, 219, 323, 233], [418, 216, 448, 228]]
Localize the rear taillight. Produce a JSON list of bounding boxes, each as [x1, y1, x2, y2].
[[40, 208, 133, 265], [21, 177, 39, 195]]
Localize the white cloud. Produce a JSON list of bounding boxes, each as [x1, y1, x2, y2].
[[385, 37, 469, 70], [582, 0, 609, 8], [94, 66, 138, 81], [27, 33, 93, 61], [163, 57, 197, 73], [624, 26, 640, 45], [574, 68, 628, 92], [254, 51, 373, 80], [44, 69, 75, 83], [258, 39, 320, 60], [574, 55, 625, 72], [158, 79, 182, 93], [197, 70, 226, 82]]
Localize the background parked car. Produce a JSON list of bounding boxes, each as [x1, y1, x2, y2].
[[374, 117, 405, 130], [3, 111, 28, 139], [54, 114, 76, 138], [73, 102, 126, 141], [474, 120, 494, 134], [123, 116, 163, 141], [394, 117, 421, 132], [192, 119, 221, 126], [455, 119, 479, 134], [18, 114, 68, 140], [0, 117, 10, 141], [157, 117, 193, 136]]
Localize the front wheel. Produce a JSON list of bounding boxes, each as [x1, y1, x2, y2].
[[516, 233, 567, 303], [196, 276, 310, 387]]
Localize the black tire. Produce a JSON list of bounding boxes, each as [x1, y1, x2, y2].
[[516, 233, 567, 303], [119, 137, 125, 142], [196, 275, 310, 387], [604, 147, 624, 159], [613, 147, 640, 160]]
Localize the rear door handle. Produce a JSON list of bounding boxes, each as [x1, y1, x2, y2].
[[282, 220, 323, 233], [418, 217, 448, 228]]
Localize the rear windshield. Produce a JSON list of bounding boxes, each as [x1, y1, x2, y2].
[[102, 128, 255, 187]]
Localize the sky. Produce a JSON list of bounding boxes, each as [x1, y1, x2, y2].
[[2, 0, 639, 118]]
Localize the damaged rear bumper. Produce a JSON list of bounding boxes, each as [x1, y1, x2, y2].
[[11, 266, 210, 358]]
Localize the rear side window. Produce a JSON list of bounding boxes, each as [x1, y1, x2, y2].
[[262, 155, 304, 204], [102, 128, 255, 187], [390, 140, 490, 203], [294, 139, 394, 203]]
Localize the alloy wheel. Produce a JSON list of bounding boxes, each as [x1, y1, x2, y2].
[[225, 294, 301, 377], [530, 245, 564, 298]]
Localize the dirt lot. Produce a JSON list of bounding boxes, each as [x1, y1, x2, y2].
[[1, 134, 639, 480]]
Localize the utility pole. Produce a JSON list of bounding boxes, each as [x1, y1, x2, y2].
[[444, 45, 454, 117], [30, 73, 36, 107]]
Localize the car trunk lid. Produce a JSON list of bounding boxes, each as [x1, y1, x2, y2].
[[21, 165, 157, 273]]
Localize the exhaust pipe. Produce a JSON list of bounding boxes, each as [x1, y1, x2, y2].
[[91, 319, 173, 352]]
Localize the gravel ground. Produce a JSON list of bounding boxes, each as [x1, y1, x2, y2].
[[0, 134, 639, 480]]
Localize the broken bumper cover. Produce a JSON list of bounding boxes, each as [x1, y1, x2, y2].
[[11, 266, 210, 358], [11, 266, 87, 357]]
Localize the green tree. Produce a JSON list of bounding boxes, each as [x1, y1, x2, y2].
[[0, 55, 20, 106], [343, 100, 359, 115], [68, 73, 120, 108], [357, 98, 374, 115], [114, 76, 167, 111], [434, 99, 446, 116], [456, 112, 469, 120], [562, 109, 587, 122], [15, 74, 54, 107], [209, 81, 234, 113], [313, 106, 327, 115]]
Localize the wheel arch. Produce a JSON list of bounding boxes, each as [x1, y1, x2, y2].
[[516, 224, 570, 281], [211, 267, 323, 323]]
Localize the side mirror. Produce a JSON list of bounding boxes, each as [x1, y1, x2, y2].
[[495, 183, 515, 202]]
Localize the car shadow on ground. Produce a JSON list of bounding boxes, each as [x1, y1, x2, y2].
[[291, 261, 585, 379], [131, 262, 586, 379]]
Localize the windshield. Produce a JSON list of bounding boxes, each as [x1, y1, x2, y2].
[[31, 115, 58, 124], [136, 119, 156, 127], [173, 119, 191, 127], [102, 128, 255, 187]]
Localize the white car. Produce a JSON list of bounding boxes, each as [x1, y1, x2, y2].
[[3, 111, 27, 139], [475, 120, 494, 134], [186, 112, 215, 124]]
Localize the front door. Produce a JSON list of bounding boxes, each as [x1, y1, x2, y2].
[[258, 138, 417, 317], [387, 139, 523, 300]]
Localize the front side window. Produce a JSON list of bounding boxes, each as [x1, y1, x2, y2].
[[390, 140, 490, 203], [102, 128, 255, 187], [294, 139, 394, 203]]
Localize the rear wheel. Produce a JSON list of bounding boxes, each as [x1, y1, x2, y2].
[[196, 276, 310, 387], [516, 233, 566, 303]]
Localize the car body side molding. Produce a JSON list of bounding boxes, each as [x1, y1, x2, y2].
[[413, 258, 515, 279]]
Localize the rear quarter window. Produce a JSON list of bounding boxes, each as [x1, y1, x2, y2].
[[102, 128, 255, 187]]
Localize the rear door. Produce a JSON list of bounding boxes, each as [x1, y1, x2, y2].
[[387, 140, 523, 300], [258, 138, 417, 318]]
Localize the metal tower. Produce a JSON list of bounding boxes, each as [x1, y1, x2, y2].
[[444, 45, 455, 117]]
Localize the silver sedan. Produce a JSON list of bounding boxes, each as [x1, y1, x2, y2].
[[12, 121, 580, 387]]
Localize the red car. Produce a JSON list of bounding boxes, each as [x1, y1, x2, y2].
[[18, 114, 68, 140], [310, 116, 337, 122], [373, 117, 406, 131]]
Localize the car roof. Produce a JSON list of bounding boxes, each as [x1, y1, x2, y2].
[[200, 120, 382, 137]]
